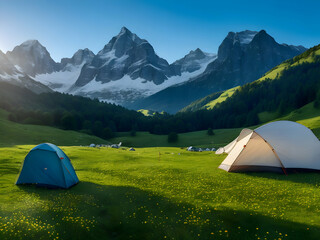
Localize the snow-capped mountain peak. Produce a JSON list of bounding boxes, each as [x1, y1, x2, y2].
[[73, 27, 174, 89], [61, 48, 95, 69], [99, 27, 146, 59], [6, 39, 59, 77], [171, 48, 217, 73]]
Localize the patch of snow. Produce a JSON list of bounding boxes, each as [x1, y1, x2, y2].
[[14, 65, 23, 72], [33, 63, 85, 92], [144, 64, 162, 71], [237, 31, 258, 45], [0, 72, 23, 82], [180, 53, 217, 73], [99, 49, 116, 60], [112, 54, 129, 69], [130, 59, 146, 68], [97, 50, 129, 69]]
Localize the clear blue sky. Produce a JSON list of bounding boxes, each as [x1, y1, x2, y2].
[[0, 0, 319, 63]]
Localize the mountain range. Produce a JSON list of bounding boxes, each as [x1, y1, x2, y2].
[[0, 27, 306, 112], [129, 30, 307, 113]]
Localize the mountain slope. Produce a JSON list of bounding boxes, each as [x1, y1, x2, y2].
[[131, 30, 307, 113], [180, 86, 239, 112], [183, 45, 320, 113], [33, 48, 95, 92]]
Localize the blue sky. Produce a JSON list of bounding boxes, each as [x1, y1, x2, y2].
[[0, 0, 319, 63]]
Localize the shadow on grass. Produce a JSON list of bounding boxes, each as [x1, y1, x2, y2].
[[13, 181, 320, 240], [240, 171, 320, 186]]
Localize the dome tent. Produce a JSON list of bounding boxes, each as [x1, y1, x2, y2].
[[16, 143, 79, 188], [217, 121, 320, 173]]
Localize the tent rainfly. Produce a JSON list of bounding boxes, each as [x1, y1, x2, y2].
[[16, 143, 79, 188], [216, 121, 320, 173]]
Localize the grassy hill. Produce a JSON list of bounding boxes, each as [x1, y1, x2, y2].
[[180, 87, 240, 113], [137, 109, 164, 116], [179, 91, 222, 112], [0, 109, 107, 147], [1, 146, 320, 239], [256, 102, 320, 138], [278, 102, 320, 136], [258, 46, 320, 82]]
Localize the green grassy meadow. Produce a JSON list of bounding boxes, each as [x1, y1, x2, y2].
[[1, 102, 320, 239], [0, 109, 107, 147], [1, 146, 320, 240]]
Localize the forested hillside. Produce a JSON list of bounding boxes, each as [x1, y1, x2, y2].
[[0, 82, 148, 139], [181, 44, 320, 116]]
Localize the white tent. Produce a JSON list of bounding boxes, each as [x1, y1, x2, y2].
[[218, 121, 320, 173]]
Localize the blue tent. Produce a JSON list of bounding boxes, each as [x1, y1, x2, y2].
[[16, 143, 79, 189]]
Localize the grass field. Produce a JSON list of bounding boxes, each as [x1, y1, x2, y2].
[[0, 108, 241, 148], [1, 103, 320, 239], [2, 47, 320, 240], [110, 128, 241, 148], [0, 109, 107, 147], [1, 146, 320, 239]]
